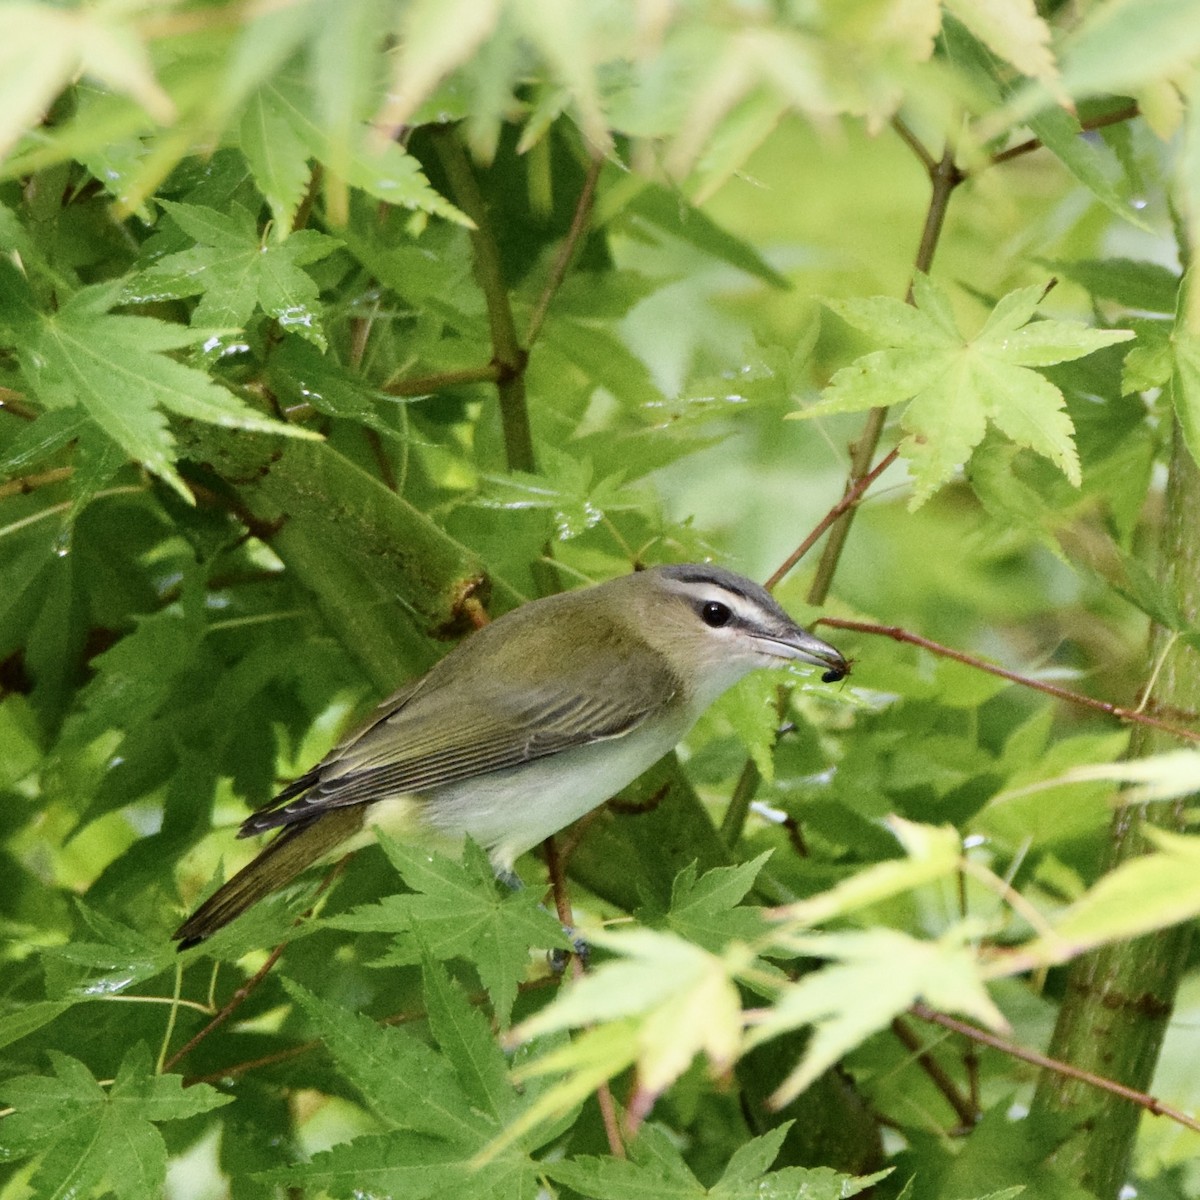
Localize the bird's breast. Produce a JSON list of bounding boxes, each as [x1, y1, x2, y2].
[[420, 705, 694, 870]]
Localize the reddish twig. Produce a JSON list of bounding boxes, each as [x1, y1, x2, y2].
[[164, 939, 290, 1073], [814, 617, 1200, 745], [890, 1016, 978, 1130], [543, 833, 628, 1159], [765, 447, 900, 592], [0, 466, 74, 499], [989, 103, 1140, 167], [384, 363, 503, 397], [910, 1002, 1200, 1136], [166, 858, 350, 1072], [526, 151, 605, 349]]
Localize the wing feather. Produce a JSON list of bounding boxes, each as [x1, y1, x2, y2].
[[242, 647, 678, 835]]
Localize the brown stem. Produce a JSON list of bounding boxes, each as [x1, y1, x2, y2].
[[989, 102, 1140, 167], [166, 858, 349, 1072], [814, 617, 1200, 745], [719, 758, 762, 847], [806, 148, 961, 607], [384, 363, 503, 397], [891, 116, 937, 173], [431, 128, 563, 597], [766, 447, 899, 592], [525, 151, 604, 349], [910, 1003, 1200, 1136], [365, 427, 397, 492], [890, 1016, 978, 1129], [0, 387, 38, 420], [543, 833, 628, 1159], [431, 129, 535, 474], [164, 940, 290, 1073], [0, 466, 74, 498]]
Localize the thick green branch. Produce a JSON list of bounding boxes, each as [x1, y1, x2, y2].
[[175, 422, 518, 692], [1029, 422, 1200, 1197]]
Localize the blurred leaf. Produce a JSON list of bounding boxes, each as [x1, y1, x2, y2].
[[0, 4, 172, 162], [514, 926, 746, 1103], [990, 829, 1200, 976], [237, 89, 313, 238], [623, 184, 790, 288], [943, 0, 1063, 102], [751, 926, 1008, 1105], [1051, 258, 1179, 313], [1027, 107, 1151, 232], [1170, 324, 1200, 474], [1054, 749, 1200, 804], [771, 819, 960, 928], [262, 73, 470, 227]]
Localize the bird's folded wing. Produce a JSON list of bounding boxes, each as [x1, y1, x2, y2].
[[242, 656, 678, 832]]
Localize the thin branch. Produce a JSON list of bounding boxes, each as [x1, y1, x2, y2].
[[0, 466, 74, 499], [814, 617, 1200, 745], [720, 758, 762, 846], [163, 939, 290, 1073], [720, 688, 790, 847], [431, 129, 535, 474], [891, 116, 937, 172], [806, 147, 961, 607], [525, 151, 605, 349], [910, 1002, 1200, 1136], [766, 447, 899, 592], [383, 363, 502, 397], [890, 1016, 978, 1129], [0, 388, 38, 420], [989, 102, 1140, 168], [911, 150, 964, 285], [544, 833, 628, 1159], [166, 858, 350, 1072]]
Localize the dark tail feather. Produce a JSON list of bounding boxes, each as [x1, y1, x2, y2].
[[174, 806, 366, 949]]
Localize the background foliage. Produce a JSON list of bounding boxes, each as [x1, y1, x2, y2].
[[3, 1, 1200, 1198]]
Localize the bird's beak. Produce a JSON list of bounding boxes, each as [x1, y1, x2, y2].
[[755, 626, 849, 682]]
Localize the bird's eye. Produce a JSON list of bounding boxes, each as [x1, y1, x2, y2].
[[701, 601, 732, 628]]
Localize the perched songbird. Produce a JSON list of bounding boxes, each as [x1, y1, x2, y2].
[[174, 563, 847, 947]]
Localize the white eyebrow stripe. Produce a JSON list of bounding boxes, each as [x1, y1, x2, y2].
[[663, 579, 781, 632]]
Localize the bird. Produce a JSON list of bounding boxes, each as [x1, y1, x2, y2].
[[173, 563, 847, 947]]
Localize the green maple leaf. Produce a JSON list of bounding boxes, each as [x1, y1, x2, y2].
[[134, 200, 340, 349], [329, 834, 570, 1025], [476, 445, 651, 541], [794, 275, 1134, 507], [269, 965, 551, 1199], [0, 265, 318, 500], [646, 854, 773, 952], [547, 1119, 888, 1200], [0, 1044, 231, 1200]]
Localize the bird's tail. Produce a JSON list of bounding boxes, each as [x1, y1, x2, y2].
[[174, 806, 366, 949]]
